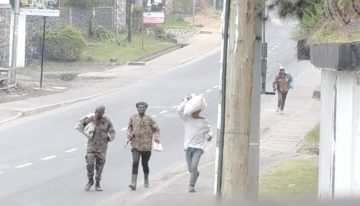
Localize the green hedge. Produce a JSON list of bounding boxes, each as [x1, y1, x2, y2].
[[44, 25, 86, 61]]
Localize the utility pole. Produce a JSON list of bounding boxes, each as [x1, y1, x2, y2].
[[11, 0, 19, 68], [126, 0, 132, 42], [220, 0, 256, 200]]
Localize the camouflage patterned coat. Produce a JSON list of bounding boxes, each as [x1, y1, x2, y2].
[[86, 116, 116, 160], [127, 114, 160, 151]]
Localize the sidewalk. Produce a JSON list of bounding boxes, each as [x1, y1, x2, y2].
[[0, 31, 221, 124], [98, 63, 321, 206]]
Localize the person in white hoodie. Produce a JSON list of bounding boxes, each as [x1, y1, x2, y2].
[[177, 95, 213, 193]]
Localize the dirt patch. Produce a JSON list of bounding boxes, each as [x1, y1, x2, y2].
[[184, 12, 221, 30]]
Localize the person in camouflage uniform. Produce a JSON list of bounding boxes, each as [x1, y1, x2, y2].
[[127, 102, 160, 190], [82, 105, 116, 191]]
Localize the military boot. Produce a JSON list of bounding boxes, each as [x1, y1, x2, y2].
[[128, 174, 137, 190], [85, 178, 94, 191], [95, 181, 103, 191], [144, 173, 149, 188]]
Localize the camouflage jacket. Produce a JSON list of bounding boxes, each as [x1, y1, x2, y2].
[[127, 114, 160, 151], [86, 116, 116, 160]]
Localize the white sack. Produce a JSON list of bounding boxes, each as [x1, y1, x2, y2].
[[183, 95, 207, 115]]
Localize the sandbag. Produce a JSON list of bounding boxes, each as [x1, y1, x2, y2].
[[184, 95, 207, 115]]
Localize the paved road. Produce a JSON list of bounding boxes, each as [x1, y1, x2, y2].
[[0, 18, 299, 206]]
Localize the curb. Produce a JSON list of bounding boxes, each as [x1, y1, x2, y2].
[[128, 44, 186, 65], [0, 92, 111, 125], [0, 112, 24, 125], [179, 42, 221, 66]]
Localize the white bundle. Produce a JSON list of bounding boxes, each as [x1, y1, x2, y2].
[[183, 95, 207, 115]]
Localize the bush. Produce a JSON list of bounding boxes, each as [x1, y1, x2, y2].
[[89, 19, 113, 40], [44, 25, 86, 61]]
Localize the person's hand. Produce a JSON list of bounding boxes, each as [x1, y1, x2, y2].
[[154, 139, 160, 144]]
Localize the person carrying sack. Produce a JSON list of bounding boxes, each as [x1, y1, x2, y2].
[[177, 94, 213, 193], [75, 105, 116, 192]]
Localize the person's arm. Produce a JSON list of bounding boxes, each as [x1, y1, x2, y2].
[[127, 117, 134, 141], [272, 75, 278, 91], [107, 120, 116, 142], [177, 96, 191, 121], [203, 120, 213, 141], [151, 119, 160, 143]]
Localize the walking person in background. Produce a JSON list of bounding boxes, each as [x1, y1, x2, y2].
[[177, 95, 213, 193], [76, 105, 116, 192], [127, 102, 160, 191], [273, 66, 293, 114]]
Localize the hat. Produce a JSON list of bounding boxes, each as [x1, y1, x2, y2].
[[136, 102, 148, 108], [279, 64, 285, 70]]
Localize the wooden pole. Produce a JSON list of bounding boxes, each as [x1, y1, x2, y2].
[[220, 0, 256, 200]]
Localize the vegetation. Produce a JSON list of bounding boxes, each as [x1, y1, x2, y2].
[[260, 159, 318, 199], [272, 0, 360, 43], [82, 33, 174, 63], [299, 124, 320, 154], [164, 15, 192, 29], [89, 19, 114, 41], [44, 25, 86, 61], [61, 0, 113, 7]]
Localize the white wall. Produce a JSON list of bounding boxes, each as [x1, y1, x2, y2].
[[334, 72, 354, 196], [17, 14, 26, 67], [319, 70, 360, 198], [0, 0, 10, 4], [318, 69, 336, 198]]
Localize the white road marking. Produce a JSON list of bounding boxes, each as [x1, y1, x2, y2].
[[15, 163, 33, 169], [121, 127, 127, 131], [41, 155, 57, 161], [172, 105, 178, 109], [213, 85, 219, 89], [206, 89, 212, 93], [160, 110, 168, 114], [151, 115, 158, 118], [199, 93, 204, 96], [0, 171, 3, 175], [65, 148, 78, 153]]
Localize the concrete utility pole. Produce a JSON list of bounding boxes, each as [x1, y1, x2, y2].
[[220, 0, 256, 200], [11, 0, 19, 68]]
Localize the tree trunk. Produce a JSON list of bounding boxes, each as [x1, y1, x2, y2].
[[221, 0, 256, 201], [126, 0, 132, 42]]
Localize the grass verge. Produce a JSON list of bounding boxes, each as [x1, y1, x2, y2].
[[298, 124, 319, 155], [83, 34, 174, 63], [260, 158, 318, 199], [164, 15, 192, 29]]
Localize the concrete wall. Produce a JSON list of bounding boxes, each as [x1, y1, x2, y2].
[[318, 69, 360, 198], [0, 4, 11, 67]]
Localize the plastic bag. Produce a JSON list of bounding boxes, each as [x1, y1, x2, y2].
[[152, 141, 163, 152], [183, 95, 207, 115]]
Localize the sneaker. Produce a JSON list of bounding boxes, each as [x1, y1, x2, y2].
[[189, 186, 196, 193], [276, 107, 280, 112], [280, 110, 284, 115]]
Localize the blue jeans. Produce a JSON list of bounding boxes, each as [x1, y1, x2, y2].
[[185, 147, 203, 187]]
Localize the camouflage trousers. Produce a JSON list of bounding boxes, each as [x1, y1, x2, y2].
[[86, 152, 106, 182]]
